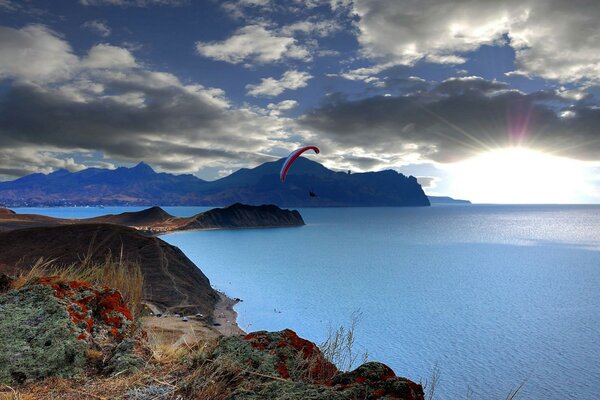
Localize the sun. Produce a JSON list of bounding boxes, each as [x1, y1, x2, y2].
[[446, 148, 592, 204]]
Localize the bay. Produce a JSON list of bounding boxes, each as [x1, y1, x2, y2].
[[16, 205, 600, 399]]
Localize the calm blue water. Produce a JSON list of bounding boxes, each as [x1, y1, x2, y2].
[[17, 205, 600, 399]]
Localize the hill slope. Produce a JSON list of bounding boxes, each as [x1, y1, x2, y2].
[[0, 159, 430, 207], [0, 224, 219, 315], [0, 203, 305, 233]]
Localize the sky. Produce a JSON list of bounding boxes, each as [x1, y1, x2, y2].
[[1, 0, 600, 203]]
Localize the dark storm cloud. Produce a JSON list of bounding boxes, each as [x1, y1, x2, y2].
[[0, 76, 276, 159], [300, 77, 600, 162]]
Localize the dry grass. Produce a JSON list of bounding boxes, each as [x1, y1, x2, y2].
[[177, 357, 242, 400], [319, 311, 368, 373], [422, 364, 441, 400], [10, 254, 143, 317], [0, 385, 35, 400]]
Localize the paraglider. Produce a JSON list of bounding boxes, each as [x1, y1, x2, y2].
[[279, 146, 320, 182]]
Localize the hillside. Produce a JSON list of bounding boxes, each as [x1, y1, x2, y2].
[[0, 203, 305, 233], [0, 159, 430, 207], [0, 223, 218, 315], [178, 203, 305, 230]]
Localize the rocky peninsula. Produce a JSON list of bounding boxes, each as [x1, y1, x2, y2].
[[0, 202, 305, 234]]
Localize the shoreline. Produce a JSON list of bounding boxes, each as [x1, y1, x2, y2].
[[142, 291, 245, 348], [211, 291, 246, 336]]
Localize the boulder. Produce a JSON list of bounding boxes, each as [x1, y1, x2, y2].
[[192, 329, 424, 400], [0, 278, 142, 385]]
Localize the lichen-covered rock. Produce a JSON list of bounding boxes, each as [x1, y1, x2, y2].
[[35, 277, 134, 343], [103, 338, 145, 375], [242, 329, 337, 383], [0, 278, 141, 385], [195, 329, 424, 400], [0, 284, 87, 384]]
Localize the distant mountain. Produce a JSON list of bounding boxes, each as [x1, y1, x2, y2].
[[0, 162, 207, 206], [0, 159, 430, 207], [428, 196, 472, 205]]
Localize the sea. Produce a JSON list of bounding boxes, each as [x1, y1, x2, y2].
[[15, 205, 600, 400]]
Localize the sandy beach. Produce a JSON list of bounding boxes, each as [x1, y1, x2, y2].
[[143, 291, 245, 347]]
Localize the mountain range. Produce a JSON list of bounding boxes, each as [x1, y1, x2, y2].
[[0, 158, 433, 207]]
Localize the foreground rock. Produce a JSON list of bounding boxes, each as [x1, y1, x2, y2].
[[0, 279, 142, 385], [183, 329, 424, 400], [0, 224, 219, 315]]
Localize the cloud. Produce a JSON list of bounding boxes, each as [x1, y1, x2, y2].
[[221, 0, 272, 19], [416, 176, 437, 188], [300, 76, 600, 166], [221, 0, 326, 19], [345, 0, 600, 84], [0, 0, 18, 11], [508, 1, 600, 84], [349, 0, 512, 65], [280, 19, 341, 37], [81, 44, 137, 69], [246, 70, 313, 97], [0, 148, 93, 181], [0, 24, 296, 179], [0, 25, 78, 83], [196, 25, 311, 65], [0, 25, 136, 83], [0, 0, 48, 15], [79, 0, 188, 6], [267, 100, 298, 116], [81, 20, 111, 37]]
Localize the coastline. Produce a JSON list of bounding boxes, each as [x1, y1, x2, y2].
[[212, 291, 246, 336], [143, 291, 245, 348]]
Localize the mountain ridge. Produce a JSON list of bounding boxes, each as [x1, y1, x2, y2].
[[0, 158, 430, 207]]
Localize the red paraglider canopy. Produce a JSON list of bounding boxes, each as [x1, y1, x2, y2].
[[280, 146, 320, 182]]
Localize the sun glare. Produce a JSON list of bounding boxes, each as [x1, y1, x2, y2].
[[447, 148, 592, 204]]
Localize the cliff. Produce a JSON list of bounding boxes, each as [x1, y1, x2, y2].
[[0, 224, 219, 315]]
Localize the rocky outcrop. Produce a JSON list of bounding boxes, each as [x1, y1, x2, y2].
[[0, 204, 304, 234], [180, 203, 305, 231], [0, 279, 142, 385], [0, 224, 219, 315], [184, 329, 424, 400]]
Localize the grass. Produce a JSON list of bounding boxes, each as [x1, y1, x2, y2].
[[422, 364, 441, 400], [10, 253, 144, 317], [319, 310, 368, 373], [0, 385, 34, 400]]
